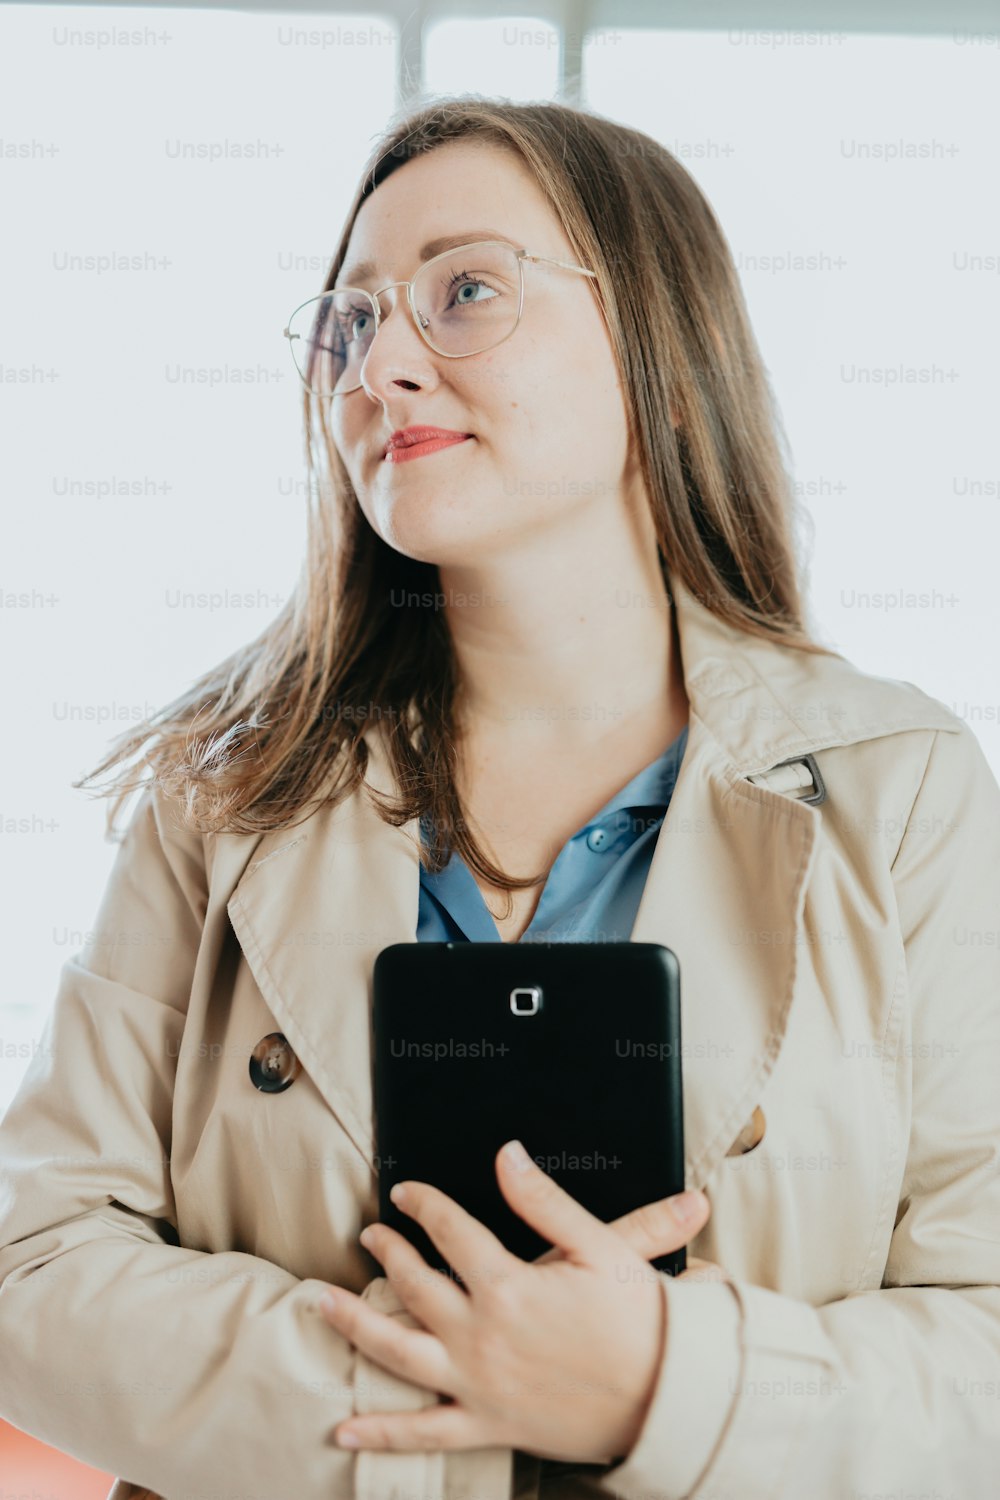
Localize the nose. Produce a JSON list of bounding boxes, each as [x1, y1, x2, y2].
[[359, 281, 440, 403]]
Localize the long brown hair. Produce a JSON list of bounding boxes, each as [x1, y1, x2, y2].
[[76, 94, 840, 900]]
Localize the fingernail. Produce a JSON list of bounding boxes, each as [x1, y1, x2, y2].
[[319, 1291, 338, 1316], [337, 1427, 361, 1448], [502, 1138, 532, 1171], [670, 1190, 705, 1223], [390, 1182, 408, 1207]]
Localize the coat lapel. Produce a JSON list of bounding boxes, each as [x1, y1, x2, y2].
[[226, 572, 960, 1189], [629, 717, 818, 1184], [227, 742, 421, 1172]]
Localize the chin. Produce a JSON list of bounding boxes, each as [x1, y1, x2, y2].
[[372, 488, 468, 549]]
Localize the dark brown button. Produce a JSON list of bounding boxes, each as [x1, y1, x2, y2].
[[249, 1032, 301, 1093], [726, 1104, 766, 1156]]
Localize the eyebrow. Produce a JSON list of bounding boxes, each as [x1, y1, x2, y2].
[[337, 230, 522, 287]]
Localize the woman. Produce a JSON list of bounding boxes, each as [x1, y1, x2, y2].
[[0, 96, 998, 1500]]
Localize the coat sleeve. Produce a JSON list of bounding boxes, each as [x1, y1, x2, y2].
[[594, 721, 1000, 1500], [0, 784, 512, 1500]]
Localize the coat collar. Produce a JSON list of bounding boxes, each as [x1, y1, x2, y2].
[[225, 570, 959, 1191], [665, 570, 958, 772]]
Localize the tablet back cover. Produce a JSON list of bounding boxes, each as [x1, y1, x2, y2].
[[372, 941, 685, 1276]]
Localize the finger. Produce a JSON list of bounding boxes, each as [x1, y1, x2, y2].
[[531, 1188, 708, 1266], [389, 1179, 519, 1296], [600, 1190, 711, 1261], [494, 1139, 627, 1269], [335, 1401, 492, 1454], [363, 1222, 469, 1334], [318, 1285, 454, 1395]]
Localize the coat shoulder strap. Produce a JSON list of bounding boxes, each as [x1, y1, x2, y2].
[[745, 752, 827, 807]]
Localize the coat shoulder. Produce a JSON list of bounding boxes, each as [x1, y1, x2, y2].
[[793, 654, 998, 858], [766, 636, 968, 745], [116, 780, 264, 926], [849, 664, 965, 738]]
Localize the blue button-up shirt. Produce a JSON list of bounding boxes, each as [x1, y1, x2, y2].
[[417, 724, 688, 943]]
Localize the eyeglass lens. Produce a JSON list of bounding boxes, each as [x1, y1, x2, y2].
[[287, 241, 522, 397]]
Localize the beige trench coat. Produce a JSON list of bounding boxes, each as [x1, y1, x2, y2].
[[1, 572, 999, 1500]]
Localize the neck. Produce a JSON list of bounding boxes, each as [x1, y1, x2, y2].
[[438, 489, 688, 757]]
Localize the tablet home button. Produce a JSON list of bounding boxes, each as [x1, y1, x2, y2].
[[510, 986, 542, 1016]]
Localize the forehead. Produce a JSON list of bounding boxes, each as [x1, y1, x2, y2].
[[340, 140, 569, 286]]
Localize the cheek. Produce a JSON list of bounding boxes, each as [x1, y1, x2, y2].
[[329, 413, 374, 509], [328, 407, 357, 469], [507, 327, 619, 443]]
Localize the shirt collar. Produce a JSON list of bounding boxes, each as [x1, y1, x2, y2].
[[418, 720, 688, 881], [576, 721, 688, 833]]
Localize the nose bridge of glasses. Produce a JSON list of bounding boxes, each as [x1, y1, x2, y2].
[[371, 277, 407, 303], [370, 277, 415, 316], [366, 278, 430, 340]]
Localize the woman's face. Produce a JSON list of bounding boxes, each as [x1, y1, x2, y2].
[[329, 140, 639, 569]]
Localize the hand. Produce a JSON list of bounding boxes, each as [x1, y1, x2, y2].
[[317, 1141, 710, 1462]]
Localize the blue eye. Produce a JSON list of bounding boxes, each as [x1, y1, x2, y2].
[[332, 303, 374, 344], [445, 271, 498, 307]]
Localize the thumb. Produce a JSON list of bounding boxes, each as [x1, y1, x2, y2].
[[524, 1175, 710, 1267], [609, 1189, 710, 1261]]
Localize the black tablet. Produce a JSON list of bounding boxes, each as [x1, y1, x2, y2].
[[372, 940, 687, 1277]]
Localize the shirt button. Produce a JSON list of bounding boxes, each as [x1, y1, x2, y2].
[[586, 827, 609, 852], [249, 1032, 301, 1093]]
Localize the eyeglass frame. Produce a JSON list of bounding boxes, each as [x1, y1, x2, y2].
[[282, 238, 600, 397]]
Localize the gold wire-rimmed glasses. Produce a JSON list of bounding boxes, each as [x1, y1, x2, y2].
[[282, 238, 599, 398]]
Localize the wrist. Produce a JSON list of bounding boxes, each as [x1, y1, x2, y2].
[[613, 1269, 669, 1458]]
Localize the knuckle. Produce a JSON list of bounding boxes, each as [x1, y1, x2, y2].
[[333, 1299, 357, 1334], [480, 1269, 520, 1319], [391, 1266, 424, 1300], [631, 1201, 671, 1245], [395, 1341, 425, 1383]]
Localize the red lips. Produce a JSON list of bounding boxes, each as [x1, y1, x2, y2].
[[383, 426, 471, 459]]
